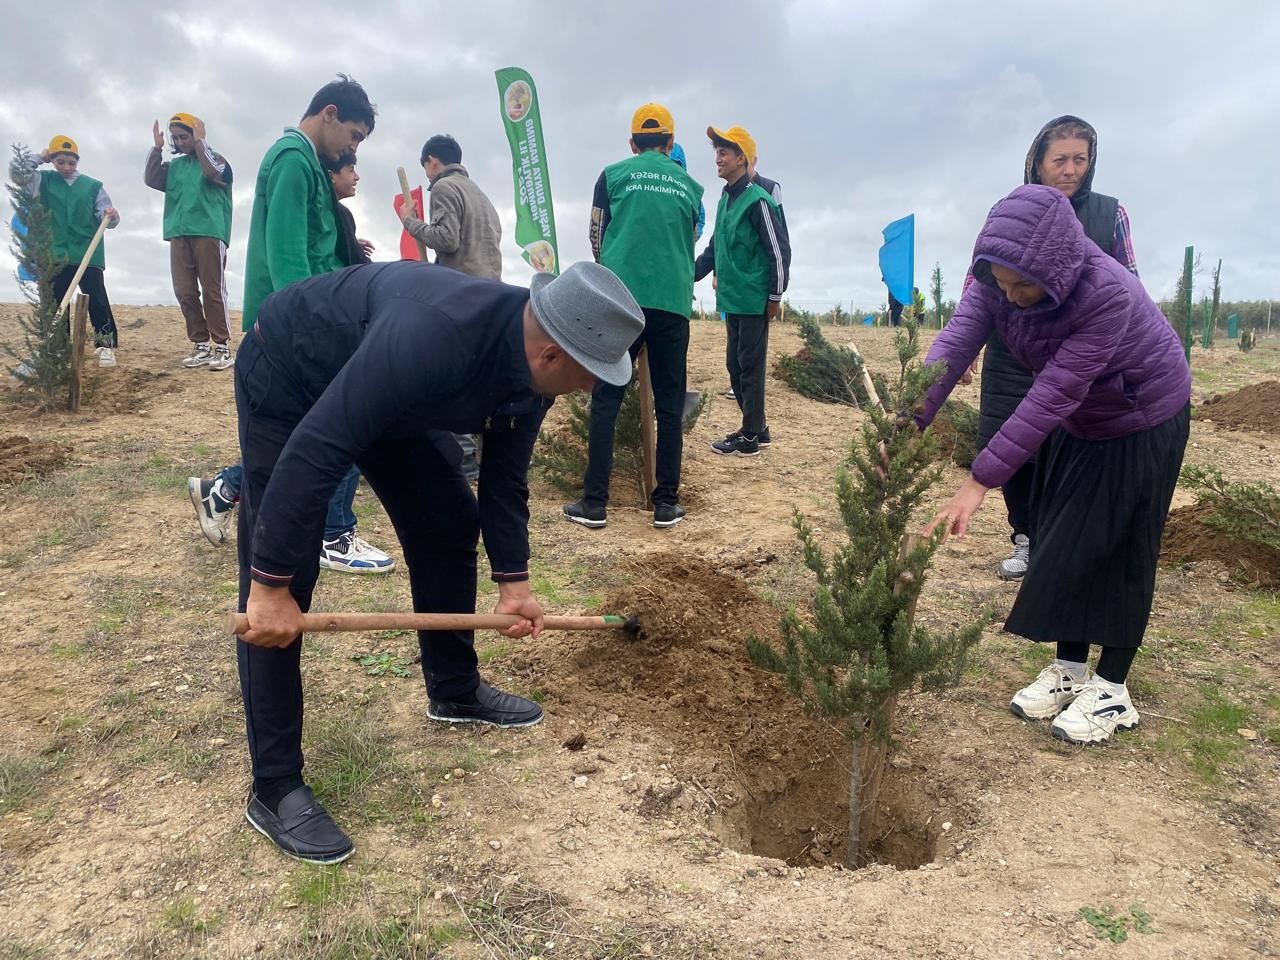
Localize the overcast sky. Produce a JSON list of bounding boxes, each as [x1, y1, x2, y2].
[[1, 1, 1276, 314]]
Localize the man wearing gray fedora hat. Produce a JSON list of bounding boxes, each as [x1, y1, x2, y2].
[[229, 259, 642, 865]]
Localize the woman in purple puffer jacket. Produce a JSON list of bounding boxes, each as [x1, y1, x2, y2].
[[918, 183, 1191, 745]]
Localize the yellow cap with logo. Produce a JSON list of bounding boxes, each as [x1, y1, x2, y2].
[[169, 112, 199, 132], [707, 125, 757, 164], [46, 135, 79, 158]]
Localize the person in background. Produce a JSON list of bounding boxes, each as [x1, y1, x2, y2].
[[919, 184, 1189, 746], [975, 115, 1140, 583], [12, 135, 121, 367], [399, 133, 503, 482], [564, 102, 702, 529], [694, 125, 789, 457], [188, 75, 394, 575], [323, 150, 372, 266], [145, 113, 235, 371]]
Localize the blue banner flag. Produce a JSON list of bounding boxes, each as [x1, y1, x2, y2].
[[878, 213, 915, 306]]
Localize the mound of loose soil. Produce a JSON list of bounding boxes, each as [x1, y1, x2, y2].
[[1197, 380, 1280, 435], [1160, 502, 1280, 587], [0, 435, 70, 485], [527, 554, 945, 868], [82, 368, 173, 415]]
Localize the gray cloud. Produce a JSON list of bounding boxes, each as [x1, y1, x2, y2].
[[2, 0, 1276, 318]]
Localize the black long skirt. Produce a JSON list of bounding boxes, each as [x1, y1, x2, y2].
[[1003, 406, 1190, 649]]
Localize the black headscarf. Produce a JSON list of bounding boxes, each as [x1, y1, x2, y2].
[[1023, 114, 1099, 211]]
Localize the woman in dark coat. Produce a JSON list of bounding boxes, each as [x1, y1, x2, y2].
[[919, 185, 1190, 745], [978, 115, 1140, 581]]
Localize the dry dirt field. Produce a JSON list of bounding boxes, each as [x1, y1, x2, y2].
[[1, 304, 1278, 960]]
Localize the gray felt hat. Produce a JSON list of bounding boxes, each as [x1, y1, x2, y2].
[[529, 262, 645, 387]]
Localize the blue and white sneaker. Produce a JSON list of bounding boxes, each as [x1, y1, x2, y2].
[[1050, 678, 1139, 744], [1010, 664, 1082, 720], [188, 475, 236, 546], [319, 532, 395, 574]]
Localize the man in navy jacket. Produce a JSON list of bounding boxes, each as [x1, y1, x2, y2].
[[233, 260, 643, 865]]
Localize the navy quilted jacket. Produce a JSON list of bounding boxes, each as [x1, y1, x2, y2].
[[919, 185, 1190, 489]]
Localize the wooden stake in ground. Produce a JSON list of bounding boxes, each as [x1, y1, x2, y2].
[[396, 167, 429, 261], [844, 338, 882, 410], [635, 345, 658, 503], [55, 216, 110, 318], [67, 294, 89, 412]]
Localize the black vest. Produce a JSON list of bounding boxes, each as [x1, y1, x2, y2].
[[1072, 191, 1119, 254]]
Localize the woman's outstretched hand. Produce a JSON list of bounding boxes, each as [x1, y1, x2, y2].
[[923, 476, 990, 543]]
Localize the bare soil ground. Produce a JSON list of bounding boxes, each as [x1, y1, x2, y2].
[[1, 305, 1278, 959]]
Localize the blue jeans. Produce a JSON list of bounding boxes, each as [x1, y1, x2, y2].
[[216, 462, 359, 541]]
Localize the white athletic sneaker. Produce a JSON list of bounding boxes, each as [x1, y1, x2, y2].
[[182, 342, 214, 368], [319, 532, 396, 574], [188, 476, 236, 546], [1010, 663, 1083, 720], [998, 534, 1031, 581], [97, 346, 116, 368], [207, 344, 234, 371], [1050, 678, 1139, 744]]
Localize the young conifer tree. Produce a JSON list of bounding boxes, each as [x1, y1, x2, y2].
[[748, 320, 983, 867], [5, 144, 73, 409]]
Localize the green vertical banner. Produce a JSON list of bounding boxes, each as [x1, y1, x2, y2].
[[495, 67, 559, 275]]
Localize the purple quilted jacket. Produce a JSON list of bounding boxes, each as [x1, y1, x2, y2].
[[920, 185, 1190, 489]]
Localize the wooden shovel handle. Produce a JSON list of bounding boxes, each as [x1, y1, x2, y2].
[[224, 611, 630, 636]]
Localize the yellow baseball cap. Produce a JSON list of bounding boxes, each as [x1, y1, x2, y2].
[[632, 103, 674, 137], [169, 112, 200, 132], [707, 125, 756, 163], [46, 135, 79, 158]]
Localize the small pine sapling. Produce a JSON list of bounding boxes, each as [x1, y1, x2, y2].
[[748, 320, 984, 867]]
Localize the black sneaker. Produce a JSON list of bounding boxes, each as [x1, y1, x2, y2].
[[756, 426, 772, 448], [428, 681, 543, 728], [245, 785, 354, 865], [710, 432, 760, 457], [653, 503, 685, 528], [563, 500, 607, 528]]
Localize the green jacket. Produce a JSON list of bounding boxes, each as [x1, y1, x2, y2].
[[40, 170, 107, 270], [241, 129, 341, 331], [694, 178, 788, 316], [599, 151, 703, 317]]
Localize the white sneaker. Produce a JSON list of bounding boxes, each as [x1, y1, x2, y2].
[[188, 476, 236, 545], [319, 532, 395, 574], [1010, 663, 1083, 720], [1050, 678, 1140, 744], [998, 534, 1031, 581], [183, 342, 214, 368], [97, 347, 116, 368], [207, 343, 234, 371]]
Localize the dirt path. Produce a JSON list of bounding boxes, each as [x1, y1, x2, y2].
[[1, 306, 1277, 959]]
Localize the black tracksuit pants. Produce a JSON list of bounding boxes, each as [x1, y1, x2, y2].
[[725, 312, 769, 435], [234, 333, 481, 781], [583, 307, 689, 508], [53, 265, 118, 347]]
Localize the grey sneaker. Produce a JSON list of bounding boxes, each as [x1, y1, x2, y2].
[[182, 342, 214, 368], [207, 343, 234, 371], [998, 534, 1031, 581]]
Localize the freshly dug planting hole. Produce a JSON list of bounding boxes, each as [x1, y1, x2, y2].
[[533, 553, 955, 870], [0, 435, 70, 485], [1160, 502, 1280, 588]]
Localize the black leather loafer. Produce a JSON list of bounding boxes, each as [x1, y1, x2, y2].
[[428, 680, 543, 728], [245, 785, 354, 865]]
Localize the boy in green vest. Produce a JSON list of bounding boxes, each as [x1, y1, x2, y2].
[[563, 103, 703, 529], [145, 113, 235, 370], [14, 135, 121, 367], [694, 125, 789, 457], [189, 76, 393, 575]]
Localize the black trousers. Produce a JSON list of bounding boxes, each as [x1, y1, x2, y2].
[[234, 333, 481, 781], [1001, 459, 1035, 541], [583, 307, 689, 508], [53, 265, 118, 347], [725, 312, 769, 435]]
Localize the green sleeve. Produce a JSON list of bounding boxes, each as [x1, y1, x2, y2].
[[263, 154, 313, 290]]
